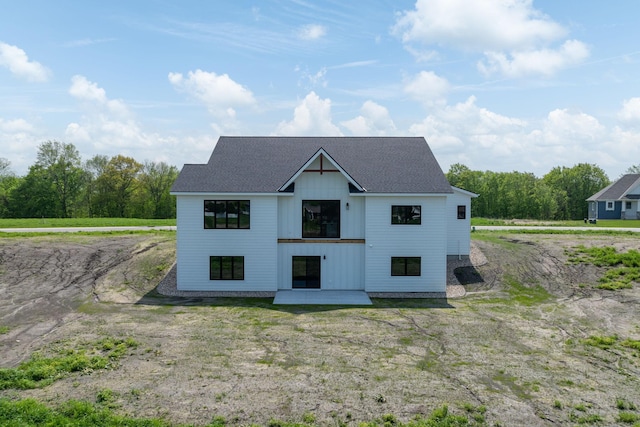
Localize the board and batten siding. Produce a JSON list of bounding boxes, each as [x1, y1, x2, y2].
[[277, 169, 364, 239], [364, 196, 447, 292], [277, 243, 365, 290], [276, 163, 366, 290], [446, 188, 473, 257], [175, 195, 278, 291]]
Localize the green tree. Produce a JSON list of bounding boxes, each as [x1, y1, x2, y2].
[[0, 158, 19, 218], [8, 165, 57, 218], [35, 141, 84, 218], [81, 154, 110, 217], [95, 155, 142, 217], [542, 164, 609, 220], [625, 164, 640, 174], [137, 161, 178, 218]]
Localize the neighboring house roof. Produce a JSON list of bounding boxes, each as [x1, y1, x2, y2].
[[171, 136, 453, 194], [586, 174, 640, 201]]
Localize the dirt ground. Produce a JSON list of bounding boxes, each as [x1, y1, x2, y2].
[[1, 231, 639, 426]]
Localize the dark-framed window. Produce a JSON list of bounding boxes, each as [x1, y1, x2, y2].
[[204, 200, 250, 229], [210, 256, 244, 280], [391, 257, 421, 276], [302, 200, 340, 238], [626, 201, 632, 210], [457, 205, 466, 219], [391, 205, 421, 224]]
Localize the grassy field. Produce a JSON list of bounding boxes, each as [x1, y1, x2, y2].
[[0, 218, 176, 228], [471, 217, 640, 228]]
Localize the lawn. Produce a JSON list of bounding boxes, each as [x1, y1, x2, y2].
[[471, 217, 640, 228], [0, 218, 176, 228]]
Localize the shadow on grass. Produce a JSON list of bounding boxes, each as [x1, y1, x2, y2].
[[135, 266, 455, 313]]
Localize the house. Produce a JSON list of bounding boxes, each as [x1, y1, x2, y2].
[[170, 136, 476, 297], [586, 174, 640, 220]]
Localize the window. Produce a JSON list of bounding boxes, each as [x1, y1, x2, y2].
[[391, 257, 421, 276], [391, 205, 421, 224], [606, 201, 614, 211], [302, 200, 340, 238], [457, 205, 466, 219], [204, 200, 250, 229], [210, 256, 244, 280], [626, 201, 632, 210]]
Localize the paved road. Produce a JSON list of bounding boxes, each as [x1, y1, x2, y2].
[[0, 226, 177, 233], [474, 225, 640, 233]]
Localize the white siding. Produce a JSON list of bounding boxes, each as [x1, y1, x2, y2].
[[275, 167, 366, 290], [364, 196, 447, 292], [175, 195, 278, 291], [277, 244, 364, 290], [277, 170, 364, 239], [447, 189, 472, 257]]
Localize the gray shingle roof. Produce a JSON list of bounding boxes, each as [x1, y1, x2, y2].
[[171, 136, 452, 194], [586, 174, 640, 201]]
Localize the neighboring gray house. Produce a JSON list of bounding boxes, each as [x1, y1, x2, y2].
[[587, 174, 640, 220], [170, 136, 476, 295]]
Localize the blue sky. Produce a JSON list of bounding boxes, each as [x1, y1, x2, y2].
[[1, 0, 639, 178]]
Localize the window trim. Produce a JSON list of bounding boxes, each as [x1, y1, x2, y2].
[[391, 257, 421, 276], [302, 200, 341, 238], [210, 256, 244, 280], [391, 205, 422, 225], [204, 200, 250, 229], [457, 205, 467, 220], [605, 201, 615, 211]]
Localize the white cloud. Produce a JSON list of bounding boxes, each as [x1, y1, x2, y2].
[[169, 69, 256, 126], [297, 24, 327, 40], [542, 108, 605, 145], [403, 71, 450, 107], [478, 39, 589, 78], [618, 98, 640, 124], [0, 42, 50, 82], [341, 100, 397, 135], [0, 117, 41, 174], [393, 0, 565, 51], [273, 91, 342, 136], [393, 0, 588, 77]]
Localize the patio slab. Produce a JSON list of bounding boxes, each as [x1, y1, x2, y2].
[[273, 290, 372, 305]]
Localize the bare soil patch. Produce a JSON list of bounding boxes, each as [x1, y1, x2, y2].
[[1, 232, 640, 426]]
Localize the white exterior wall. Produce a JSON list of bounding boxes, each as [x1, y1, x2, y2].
[[175, 195, 278, 291], [447, 189, 472, 257], [277, 170, 364, 239], [276, 168, 365, 290], [277, 244, 364, 290], [364, 196, 447, 292]]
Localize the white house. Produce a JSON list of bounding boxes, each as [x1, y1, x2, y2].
[[170, 136, 475, 297]]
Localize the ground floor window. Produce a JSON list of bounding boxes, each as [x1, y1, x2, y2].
[[210, 256, 244, 280], [391, 257, 421, 276]]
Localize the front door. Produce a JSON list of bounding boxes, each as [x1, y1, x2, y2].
[[292, 256, 321, 289]]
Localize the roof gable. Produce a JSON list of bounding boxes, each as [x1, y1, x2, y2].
[[587, 174, 640, 201], [171, 136, 453, 194], [278, 149, 364, 192]]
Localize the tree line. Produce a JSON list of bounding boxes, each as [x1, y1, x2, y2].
[[0, 141, 178, 219], [446, 163, 617, 220]]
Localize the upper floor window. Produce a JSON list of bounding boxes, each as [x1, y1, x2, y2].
[[302, 200, 340, 238], [457, 205, 467, 219], [204, 200, 250, 229], [392, 205, 421, 224]]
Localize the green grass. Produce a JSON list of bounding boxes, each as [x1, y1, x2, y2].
[[0, 399, 483, 427], [566, 245, 640, 289], [0, 337, 138, 390], [472, 218, 640, 228], [0, 218, 175, 228]]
